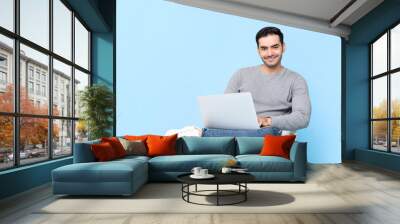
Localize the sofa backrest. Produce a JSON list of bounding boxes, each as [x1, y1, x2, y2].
[[235, 137, 264, 155], [74, 137, 237, 162], [73, 139, 100, 163], [176, 136, 236, 155], [235, 137, 303, 157], [74, 136, 302, 162]]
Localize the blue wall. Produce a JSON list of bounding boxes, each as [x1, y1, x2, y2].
[[344, 44, 369, 159], [116, 0, 342, 163], [0, 158, 72, 199], [92, 32, 115, 135], [344, 0, 400, 167], [92, 33, 114, 87]]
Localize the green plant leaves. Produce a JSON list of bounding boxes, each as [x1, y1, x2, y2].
[[79, 84, 114, 140]]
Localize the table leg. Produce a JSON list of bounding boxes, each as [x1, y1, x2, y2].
[[245, 183, 247, 201], [217, 184, 219, 206], [195, 184, 197, 192], [181, 184, 183, 199], [187, 184, 190, 202]]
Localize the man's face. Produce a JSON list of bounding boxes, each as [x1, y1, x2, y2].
[[257, 34, 285, 68]]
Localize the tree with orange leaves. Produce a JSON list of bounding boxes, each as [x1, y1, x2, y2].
[[0, 84, 59, 151], [0, 85, 14, 150]]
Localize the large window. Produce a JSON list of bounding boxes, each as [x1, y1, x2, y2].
[[371, 23, 400, 154], [0, 0, 91, 171], [0, 0, 14, 32]]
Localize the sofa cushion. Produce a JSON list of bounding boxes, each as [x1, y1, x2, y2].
[[101, 137, 127, 158], [177, 137, 235, 155], [260, 135, 296, 159], [124, 135, 151, 141], [147, 134, 178, 157], [236, 155, 293, 172], [52, 158, 148, 183], [124, 135, 152, 151], [91, 142, 118, 161], [235, 137, 264, 155], [148, 154, 235, 172], [119, 138, 147, 156], [115, 155, 150, 163]]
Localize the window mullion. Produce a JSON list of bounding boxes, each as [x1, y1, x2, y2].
[[88, 31, 91, 75], [370, 45, 373, 149], [71, 10, 76, 155], [388, 30, 391, 153], [13, 0, 20, 167], [48, 0, 54, 160]]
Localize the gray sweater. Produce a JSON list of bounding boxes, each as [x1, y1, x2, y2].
[[225, 65, 311, 131]]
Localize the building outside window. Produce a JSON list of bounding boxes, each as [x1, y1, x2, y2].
[[36, 83, 40, 95], [0, 71, 6, 84], [28, 66, 34, 80], [370, 23, 400, 154], [28, 81, 34, 94], [0, 54, 7, 67], [54, 88, 58, 103], [42, 85, 46, 97], [0, 54, 7, 89], [41, 73, 46, 82], [35, 70, 40, 81]]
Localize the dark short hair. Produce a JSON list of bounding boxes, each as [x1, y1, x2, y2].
[[255, 27, 284, 46]]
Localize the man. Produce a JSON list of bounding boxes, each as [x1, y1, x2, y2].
[[202, 26, 311, 137]]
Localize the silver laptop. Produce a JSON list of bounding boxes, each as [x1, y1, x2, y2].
[[198, 92, 260, 130]]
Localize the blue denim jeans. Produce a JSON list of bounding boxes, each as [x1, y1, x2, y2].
[[202, 127, 282, 137]]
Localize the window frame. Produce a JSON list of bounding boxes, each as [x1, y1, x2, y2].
[[0, 0, 92, 171], [370, 20, 400, 154]]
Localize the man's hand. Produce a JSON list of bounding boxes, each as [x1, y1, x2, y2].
[[257, 116, 272, 127]]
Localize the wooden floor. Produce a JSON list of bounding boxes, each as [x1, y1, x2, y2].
[[1, 162, 400, 224]]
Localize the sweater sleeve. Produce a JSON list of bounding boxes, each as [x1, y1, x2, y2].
[[270, 76, 311, 131], [224, 70, 241, 93]]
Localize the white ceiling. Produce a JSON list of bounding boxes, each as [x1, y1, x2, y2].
[[167, 0, 384, 38], [228, 0, 352, 22]]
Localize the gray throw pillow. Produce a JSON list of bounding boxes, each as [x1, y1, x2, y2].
[[118, 138, 147, 156]]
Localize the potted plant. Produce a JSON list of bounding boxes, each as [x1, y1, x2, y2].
[[79, 84, 113, 140]]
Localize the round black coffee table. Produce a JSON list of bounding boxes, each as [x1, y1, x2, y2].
[[177, 173, 255, 206]]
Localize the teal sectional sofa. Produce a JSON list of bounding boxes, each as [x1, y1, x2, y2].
[[52, 137, 307, 196]]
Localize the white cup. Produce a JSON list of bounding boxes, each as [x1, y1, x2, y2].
[[191, 167, 202, 176], [200, 169, 208, 176], [221, 167, 232, 174]]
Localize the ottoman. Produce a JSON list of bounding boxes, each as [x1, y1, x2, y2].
[[52, 157, 148, 196]]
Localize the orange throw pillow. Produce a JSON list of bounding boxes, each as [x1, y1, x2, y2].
[[91, 142, 117, 161], [146, 134, 178, 157], [259, 135, 296, 159], [101, 137, 127, 158], [124, 135, 151, 141]]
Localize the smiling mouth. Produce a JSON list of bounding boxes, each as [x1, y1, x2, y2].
[[265, 57, 277, 61]]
